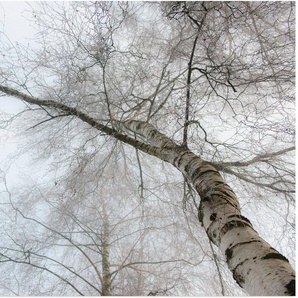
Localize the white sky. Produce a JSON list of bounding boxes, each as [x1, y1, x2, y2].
[[0, 1, 37, 111], [0, 1, 35, 42], [0, 2, 38, 186]]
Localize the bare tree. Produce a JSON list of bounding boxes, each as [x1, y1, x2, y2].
[[1, 164, 209, 296], [0, 1, 295, 296]]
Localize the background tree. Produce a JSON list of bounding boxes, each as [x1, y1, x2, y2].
[[0, 1, 295, 296]]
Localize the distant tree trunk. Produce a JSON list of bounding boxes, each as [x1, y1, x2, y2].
[[0, 86, 295, 296], [101, 203, 111, 296]]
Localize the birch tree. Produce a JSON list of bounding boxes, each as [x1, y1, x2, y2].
[[0, 1, 295, 296]]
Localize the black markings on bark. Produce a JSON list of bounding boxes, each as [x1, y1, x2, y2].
[[269, 246, 279, 253], [221, 220, 250, 235], [191, 169, 219, 181], [214, 181, 225, 186], [219, 190, 236, 201], [232, 269, 244, 288], [212, 231, 217, 239], [174, 151, 190, 168], [202, 195, 210, 202], [234, 258, 250, 270], [190, 169, 202, 181], [148, 130, 157, 139], [198, 202, 204, 223], [285, 279, 295, 296], [189, 169, 201, 182], [206, 225, 216, 242], [184, 156, 205, 173], [184, 156, 199, 173], [262, 253, 289, 262], [227, 240, 261, 258], [226, 240, 262, 262], [210, 213, 217, 221], [226, 248, 233, 260], [227, 214, 252, 225], [240, 215, 251, 225], [184, 162, 190, 173]]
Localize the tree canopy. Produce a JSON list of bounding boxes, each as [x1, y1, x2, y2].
[[0, 1, 295, 296]]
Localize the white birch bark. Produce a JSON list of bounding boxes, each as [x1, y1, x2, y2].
[[124, 120, 295, 296], [0, 87, 295, 296]]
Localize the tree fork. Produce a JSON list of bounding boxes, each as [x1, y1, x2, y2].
[[0, 87, 295, 296], [121, 120, 296, 296]]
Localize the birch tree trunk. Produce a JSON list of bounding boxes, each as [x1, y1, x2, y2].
[[123, 120, 295, 296], [0, 86, 295, 296], [0, 2, 294, 295]]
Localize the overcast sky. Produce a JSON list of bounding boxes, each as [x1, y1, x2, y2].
[[0, 2, 38, 186], [0, 1, 35, 41], [0, 1, 36, 113]]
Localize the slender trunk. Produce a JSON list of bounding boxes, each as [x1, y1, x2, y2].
[[101, 203, 111, 296], [124, 120, 295, 296], [136, 223, 146, 295]]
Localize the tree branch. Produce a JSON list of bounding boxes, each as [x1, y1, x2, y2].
[[0, 85, 170, 161], [220, 167, 295, 193], [0, 254, 85, 296], [212, 146, 295, 168], [182, 35, 199, 148]]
